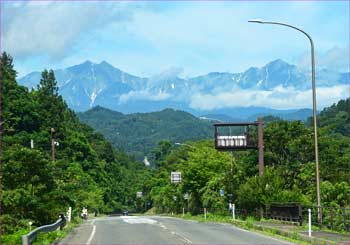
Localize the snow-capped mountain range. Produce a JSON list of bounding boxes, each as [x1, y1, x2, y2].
[[18, 59, 349, 120]]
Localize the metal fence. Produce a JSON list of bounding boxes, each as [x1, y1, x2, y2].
[[21, 214, 66, 245], [303, 205, 350, 231]]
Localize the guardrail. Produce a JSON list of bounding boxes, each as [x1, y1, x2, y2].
[[21, 214, 66, 245]]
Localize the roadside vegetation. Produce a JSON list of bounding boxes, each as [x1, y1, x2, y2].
[[0, 52, 349, 243], [140, 97, 350, 232], [0, 53, 150, 243]]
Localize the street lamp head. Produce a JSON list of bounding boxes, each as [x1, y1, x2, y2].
[[175, 142, 182, 146], [248, 19, 264, 24]]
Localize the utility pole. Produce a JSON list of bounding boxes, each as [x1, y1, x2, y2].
[[257, 118, 264, 176], [51, 128, 55, 161]]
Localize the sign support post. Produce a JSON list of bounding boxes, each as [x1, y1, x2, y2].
[[258, 118, 264, 176]]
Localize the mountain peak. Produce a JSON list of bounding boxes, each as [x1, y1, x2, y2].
[[99, 60, 112, 66], [82, 60, 94, 65], [266, 59, 292, 68], [82, 106, 124, 118]]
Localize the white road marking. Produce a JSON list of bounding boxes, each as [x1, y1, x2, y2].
[[181, 236, 193, 244], [120, 216, 158, 224], [159, 223, 168, 230], [86, 225, 96, 245], [172, 231, 193, 244], [158, 216, 287, 244], [124, 216, 193, 244]]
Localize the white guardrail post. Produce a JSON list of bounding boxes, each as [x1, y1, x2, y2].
[[308, 208, 312, 237], [232, 203, 235, 220], [67, 206, 72, 222]]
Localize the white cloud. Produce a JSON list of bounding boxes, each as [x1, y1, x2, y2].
[[189, 85, 349, 110], [150, 67, 184, 80], [297, 46, 350, 72], [119, 90, 172, 104], [3, 1, 349, 78], [2, 2, 132, 58], [120, 2, 349, 76]]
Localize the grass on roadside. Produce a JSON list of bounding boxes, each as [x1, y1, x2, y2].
[[0, 228, 29, 245], [32, 220, 81, 245], [0, 218, 82, 245]]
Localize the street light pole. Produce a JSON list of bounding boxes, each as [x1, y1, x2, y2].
[[0, 55, 3, 235], [248, 19, 321, 223]]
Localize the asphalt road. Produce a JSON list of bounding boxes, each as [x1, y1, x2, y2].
[[58, 215, 292, 244]]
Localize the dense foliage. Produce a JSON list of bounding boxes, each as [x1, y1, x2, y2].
[[0, 53, 149, 241], [142, 99, 350, 224], [1, 50, 349, 241], [313, 98, 350, 136], [78, 106, 213, 159]]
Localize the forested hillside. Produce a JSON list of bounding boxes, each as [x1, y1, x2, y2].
[[314, 98, 350, 136], [0, 53, 150, 242], [141, 99, 350, 228], [78, 107, 213, 159]]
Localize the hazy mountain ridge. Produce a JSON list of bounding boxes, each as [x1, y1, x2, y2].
[[78, 107, 214, 159], [18, 59, 348, 118]]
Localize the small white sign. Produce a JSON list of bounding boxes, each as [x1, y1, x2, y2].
[[136, 192, 143, 198], [217, 136, 247, 147], [171, 172, 181, 183]]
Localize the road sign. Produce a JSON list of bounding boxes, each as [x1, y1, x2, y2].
[[220, 189, 225, 197], [171, 172, 181, 183], [183, 193, 189, 200], [136, 192, 143, 198]]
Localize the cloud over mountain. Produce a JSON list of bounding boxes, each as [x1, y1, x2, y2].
[[18, 59, 349, 117], [297, 46, 350, 73], [190, 84, 349, 110]]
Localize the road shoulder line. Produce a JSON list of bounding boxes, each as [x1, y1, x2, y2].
[[86, 225, 96, 245]]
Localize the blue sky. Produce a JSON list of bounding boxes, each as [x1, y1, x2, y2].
[[0, 0, 350, 109], [1, 1, 349, 78]]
